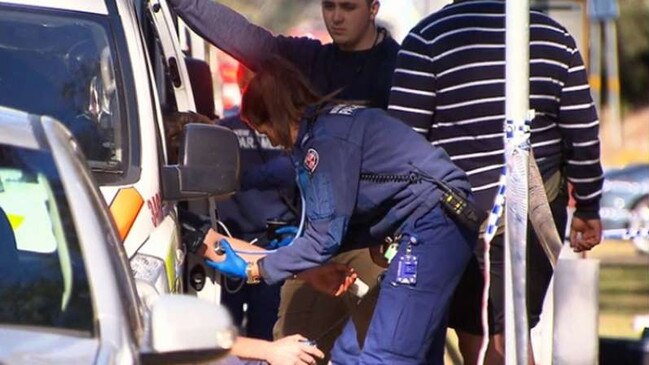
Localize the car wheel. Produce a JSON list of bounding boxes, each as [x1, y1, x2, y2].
[[629, 196, 649, 255]]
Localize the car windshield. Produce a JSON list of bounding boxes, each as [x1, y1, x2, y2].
[[0, 7, 125, 172], [0, 145, 94, 335]]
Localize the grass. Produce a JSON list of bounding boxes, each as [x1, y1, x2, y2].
[[599, 262, 649, 339], [441, 240, 648, 363]]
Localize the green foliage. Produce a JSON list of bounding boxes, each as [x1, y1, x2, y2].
[[618, 0, 649, 107], [599, 263, 649, 338], [219, 0, 316, 33]]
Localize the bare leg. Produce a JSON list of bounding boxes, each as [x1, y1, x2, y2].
[[456, 330, 540, 365], [455, 330, 504, 365]]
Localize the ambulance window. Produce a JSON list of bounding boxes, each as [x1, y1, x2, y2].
[[0, 7, 128, 176]]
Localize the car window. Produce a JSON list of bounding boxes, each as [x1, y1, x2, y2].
[[0, 145, 94, 335], [0, 6, 126, 174]]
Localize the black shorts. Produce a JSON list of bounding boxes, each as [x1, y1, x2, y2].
[[448, 192, 568, 335]]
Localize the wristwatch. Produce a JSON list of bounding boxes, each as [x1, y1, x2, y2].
[[245, 262, 261, 284]]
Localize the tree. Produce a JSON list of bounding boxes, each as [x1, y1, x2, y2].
[[219, 0, 317, 33], [618, 0, 649, 107]]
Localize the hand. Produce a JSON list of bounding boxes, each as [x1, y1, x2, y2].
[[297, 263, 357, 296], [265, 334, 324, 365], [569, 216, 602, 252], [204, 239, 247, 278], [268, 225, 298, 249]]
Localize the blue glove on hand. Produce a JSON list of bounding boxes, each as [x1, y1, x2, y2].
[[268, 225, 298, 249], [204, 239, 247, 279]]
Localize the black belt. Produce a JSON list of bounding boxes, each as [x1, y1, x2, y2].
[[359, 171, 487, 232]]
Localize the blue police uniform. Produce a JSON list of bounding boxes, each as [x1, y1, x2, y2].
[[218, 115, 297, 340], [257, 105, 477, 364]]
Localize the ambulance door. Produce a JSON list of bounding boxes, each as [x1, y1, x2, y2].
[[146, 0, 223, 304]]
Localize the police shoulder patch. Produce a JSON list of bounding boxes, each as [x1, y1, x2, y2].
[[304, 148, 319, 173], [329, 104, 365, 116]]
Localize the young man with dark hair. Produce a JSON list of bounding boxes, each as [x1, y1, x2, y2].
[[170, 0, 398, 109], [169, 0, 400, 362]]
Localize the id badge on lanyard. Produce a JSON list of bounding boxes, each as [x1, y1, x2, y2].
[[396, 236, 418, 285]]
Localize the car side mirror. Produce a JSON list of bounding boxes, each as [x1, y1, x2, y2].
[[162, 123, 239, 201], [141, 295, 235, 364]]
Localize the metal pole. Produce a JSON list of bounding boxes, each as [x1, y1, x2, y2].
[[505, 0, 531, 363], [604, 19, 622, 148], [589, 21, 602, 112]]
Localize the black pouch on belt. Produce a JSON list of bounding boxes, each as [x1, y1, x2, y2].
[[412, 170, 488, 232], [438, 185, 488, 233]]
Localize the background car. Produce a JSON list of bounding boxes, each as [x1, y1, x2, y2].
[[600, 163, 649, 254], [0, 107, 235, 364]]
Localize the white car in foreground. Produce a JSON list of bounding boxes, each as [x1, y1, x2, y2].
[[0, 107, 236, 364]]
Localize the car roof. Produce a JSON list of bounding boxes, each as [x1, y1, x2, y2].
[[0, 327, 99, 364], [0, 106, 47, 151], [605, 163, 649, 179], [0, 0, 108, 15]]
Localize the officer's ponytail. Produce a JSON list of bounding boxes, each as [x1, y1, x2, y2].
[[241, 55, 322, 149]]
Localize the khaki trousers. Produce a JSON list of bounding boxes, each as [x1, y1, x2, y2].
[[273, 248, 384, 364]]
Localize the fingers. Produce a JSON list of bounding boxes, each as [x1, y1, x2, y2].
[[334, 271, 357, 296], [297, 350, 317, 364], [219, 238, 234, 253], [570, 217, 603, 253], [302, 344, 325, 359], [276, 226, 298, 235], [268, 239, 279, 249], [289, 334, 307, 341], [571, 234, 598, 252], [278, 236, 294, 247], [570, 227, 601, 252], [570, 232, 590, 252]]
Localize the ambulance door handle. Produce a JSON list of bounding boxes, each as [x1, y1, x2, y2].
[[168, 57, 182, 88]]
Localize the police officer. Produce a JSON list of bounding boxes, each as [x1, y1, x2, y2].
[[205, 57, 477, 364]]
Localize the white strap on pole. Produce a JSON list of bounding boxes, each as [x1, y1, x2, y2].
[[528, 153, 563, 269]]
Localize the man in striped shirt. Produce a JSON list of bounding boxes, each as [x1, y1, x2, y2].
[[388, 0, 603, 363]]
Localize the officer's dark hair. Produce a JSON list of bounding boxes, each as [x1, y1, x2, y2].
[[241, 55, 322, 149]]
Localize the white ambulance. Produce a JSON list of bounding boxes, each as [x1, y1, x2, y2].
[[0, 0, 233, 302]]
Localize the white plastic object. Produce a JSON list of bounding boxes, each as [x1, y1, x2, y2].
[[349, 278, 369, 299]]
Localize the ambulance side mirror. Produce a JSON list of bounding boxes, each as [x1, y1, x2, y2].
[[162, 124, 240, 201]]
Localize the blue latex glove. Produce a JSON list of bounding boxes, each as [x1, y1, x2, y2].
[[204, 239, 247, 279], [268, 226, 298, 249]]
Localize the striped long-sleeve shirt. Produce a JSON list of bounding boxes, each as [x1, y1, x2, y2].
[[388, 0, 603, 218]]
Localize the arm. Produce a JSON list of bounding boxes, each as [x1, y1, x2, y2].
[[197, 229, 265, 263], [201, 231, 357, 296], [231, 335, 324, 365], [258, 138, 362, 284], [169, 0, 321, 72], [387, 31, 437, 136], [557, 35, 604, 251]]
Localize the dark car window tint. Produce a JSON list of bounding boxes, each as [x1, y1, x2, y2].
[[0, 146, 94, 335]]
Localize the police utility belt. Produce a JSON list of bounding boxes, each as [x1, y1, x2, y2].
[[359, 171, 487, 233]]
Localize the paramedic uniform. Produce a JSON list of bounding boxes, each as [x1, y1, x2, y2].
[[257, 105, 477, 364]]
